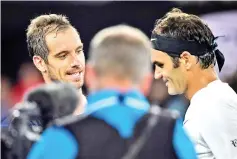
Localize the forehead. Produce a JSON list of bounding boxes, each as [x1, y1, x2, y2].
[[151, 49, 171, 63], [45, 27, 82, 54]]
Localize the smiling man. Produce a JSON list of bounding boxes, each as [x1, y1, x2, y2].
[[26, 14, 86, 114], [150, 8, 237, 159]]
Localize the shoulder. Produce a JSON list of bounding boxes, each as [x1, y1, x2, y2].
[[41, 126, 77, 146], [191, 81, 237, 113], [27, 126, 78, 159]]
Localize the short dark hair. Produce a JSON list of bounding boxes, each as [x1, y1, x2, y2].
[[26, 14, 72, 62], [153, 8, 216, 69]]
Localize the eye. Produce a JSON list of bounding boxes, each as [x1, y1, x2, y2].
[[154, 62, 164, 68], [58, 54, 67, 60], [76, 49, 83, 54]]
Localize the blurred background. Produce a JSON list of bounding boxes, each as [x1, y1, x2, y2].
[[1, 1, 237, 119]]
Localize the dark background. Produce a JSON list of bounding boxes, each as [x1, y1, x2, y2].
[[2, 1, 237, 83]]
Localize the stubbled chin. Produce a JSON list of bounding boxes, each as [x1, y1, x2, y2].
[[168, 87, 178, 95], [168, 87, 184, 95], [71, 80, 84, 89]]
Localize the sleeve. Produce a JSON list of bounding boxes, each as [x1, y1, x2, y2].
[[199, 104, 237, 159], [173, 118, 197, 159], [27, 126, 78, 159]]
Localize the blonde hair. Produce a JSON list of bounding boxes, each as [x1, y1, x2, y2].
[[89, 24, 152, 83]]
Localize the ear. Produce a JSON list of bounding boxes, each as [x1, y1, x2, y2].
[[32, 55, 47, 73], [85, 63, 97, 92], [140, 72, 153, 96], [180, 51, 192, 70]]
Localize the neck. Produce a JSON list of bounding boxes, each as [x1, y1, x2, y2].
[[42, 74, 51, 84], [185, 68, 218, 100], [73, 88, 86, 115], [42, 74, 86, 115], [42, 73, 83, 95], [77, 88, 83, 95]]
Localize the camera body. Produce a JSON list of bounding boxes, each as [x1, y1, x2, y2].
[[1, 102, 42, 159], [1, 82, 79, 159]]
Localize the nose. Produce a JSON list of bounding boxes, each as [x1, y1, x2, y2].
[[70, 53, 82, 68], [154, 69, 162, 79]]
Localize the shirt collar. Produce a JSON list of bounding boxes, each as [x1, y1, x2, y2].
[[85, 88, 149, 115]]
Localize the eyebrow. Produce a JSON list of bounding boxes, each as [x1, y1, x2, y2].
[[54, 51, 69, 57], [75, 44, 83, 51], [153, 61, 164, 67], [54, 44, 84, 57]]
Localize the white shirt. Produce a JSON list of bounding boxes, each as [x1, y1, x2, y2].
[[184, 80, 237, 159]]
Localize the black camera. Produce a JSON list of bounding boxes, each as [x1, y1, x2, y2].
[[1, 102, 42, 159], [1, 82, 80, 159]]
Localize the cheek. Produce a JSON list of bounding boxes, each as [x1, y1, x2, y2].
[[78, 53, 86, 66], [171, 69, 187, 89], [159, 64, 174, 79], [48, 61, 67, 77], [81, 54, 86, 64], [160, 68, 170, 79]]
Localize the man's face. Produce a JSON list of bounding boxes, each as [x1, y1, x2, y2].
[[151, 49, 188, 95], [45, 27, 85, 89]]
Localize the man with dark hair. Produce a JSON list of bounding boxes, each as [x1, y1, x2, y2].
[[151, 8, 237, 159], [26, 14, 86, 114]]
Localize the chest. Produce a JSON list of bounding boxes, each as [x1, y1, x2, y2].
[[184, 117, 213, 158]]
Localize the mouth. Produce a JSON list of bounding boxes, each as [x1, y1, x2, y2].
[[66, 71, 83, 82]]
